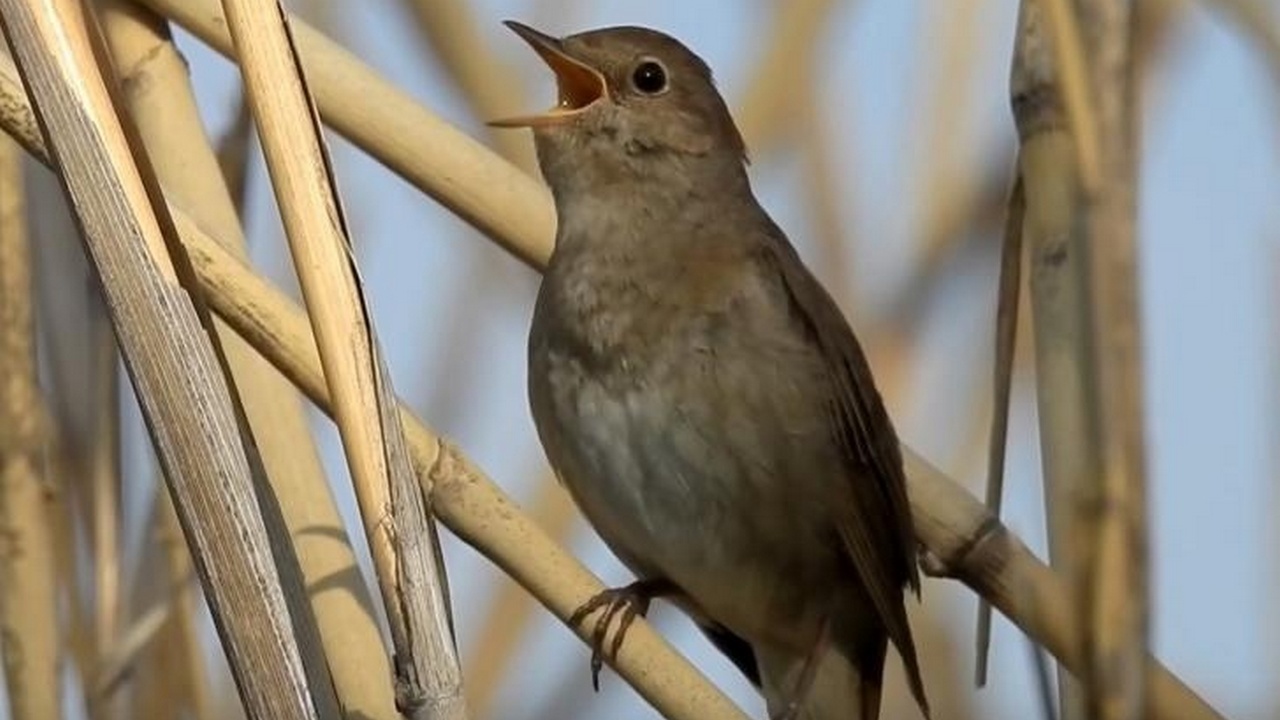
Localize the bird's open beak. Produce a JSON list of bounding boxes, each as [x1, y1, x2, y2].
[[489, 21, 606, 128]]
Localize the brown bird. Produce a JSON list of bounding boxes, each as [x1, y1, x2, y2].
[[494, 21, 929, 720]]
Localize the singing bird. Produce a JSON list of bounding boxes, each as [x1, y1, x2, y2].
[[494, 22, 929, 720]]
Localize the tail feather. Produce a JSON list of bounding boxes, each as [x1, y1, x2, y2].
[[696, 621, 761, 687]]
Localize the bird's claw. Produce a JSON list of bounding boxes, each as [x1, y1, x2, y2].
[[569, 578, 672, 691]]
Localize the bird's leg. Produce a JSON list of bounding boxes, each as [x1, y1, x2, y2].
[[771, 616, 833, 720], [569, 577, 678, 690]]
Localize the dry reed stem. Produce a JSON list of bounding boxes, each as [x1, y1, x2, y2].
[[401, 0, 536, 172], [0, 133, 61, 720], [99, 5, 396, 717], [138, 0, 556, 268], [0, 17, 1222, 720], [51, 450, 95, 708], [25, 175, 112, 707], [87, 331, 120, 678], [1011, 2, 1179, 714], [1038, 0, 1104, 192], [974, 175, 1027, 685], [1074, 2, 1150, 718], [463, 475, 578, 717], [96, 594, 175, 699], [85, 328, 122, 720], [1012, 3, 1103, 717], [0, 2, 327, 717], [883, 609, 979, 720], [214, 0, 464, 716], [216, 94, 254, 216]]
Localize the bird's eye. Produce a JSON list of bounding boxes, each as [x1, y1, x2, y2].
[[631, 60, 668, 95]]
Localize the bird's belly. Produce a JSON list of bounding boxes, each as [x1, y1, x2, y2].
[[535, 356, 837, 644], [553, 377, 735, 571]]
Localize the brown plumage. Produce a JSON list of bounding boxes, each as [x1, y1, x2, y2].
[[495, 21, 929, 719]]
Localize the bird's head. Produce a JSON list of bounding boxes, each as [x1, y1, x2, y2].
[[492, 22, 749, 202]]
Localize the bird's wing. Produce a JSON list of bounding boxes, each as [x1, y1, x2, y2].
[[753, 231, 927, 711]]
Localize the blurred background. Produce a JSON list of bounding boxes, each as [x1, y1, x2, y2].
[[3, 0, 1277, 719]]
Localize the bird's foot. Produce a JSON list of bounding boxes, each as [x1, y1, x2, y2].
[[770, 616, 831, 720], [569, 578, 676, 691], [769, 703, 803, 720]]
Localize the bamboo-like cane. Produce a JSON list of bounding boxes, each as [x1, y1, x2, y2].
[[138, 0, 556, 268], [1012, 3, 1102, 718], [400, 0, 536, 172], [51, 445, 96, 712], [212, 0, 464, 717], [1073, 3, 1150, 719], [0, 16, 1223, 720], [85, 327, 122, 720], [974, 175, 1026, 685], [84, 327, 122, 720], [97, 5, 397, 718], [27, 163, 119, 719], [464, 474, 578, 718], [0, 3, 328, 718], [215, 94, 254, 216], [1016, 1, 1152, 718], [1039, 0, 1103, 194], [0, 133, 61, 720]]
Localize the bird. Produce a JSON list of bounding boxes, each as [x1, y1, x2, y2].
[[492, 21, 930, 720]]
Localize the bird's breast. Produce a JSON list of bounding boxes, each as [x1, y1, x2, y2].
[[528, 254, 848, 642]]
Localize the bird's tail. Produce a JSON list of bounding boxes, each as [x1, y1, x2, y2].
[[755, 637, 886, 720]]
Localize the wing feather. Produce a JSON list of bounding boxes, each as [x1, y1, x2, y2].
[[754, 232, 928, 712]]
